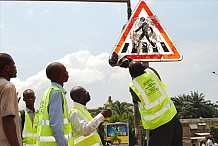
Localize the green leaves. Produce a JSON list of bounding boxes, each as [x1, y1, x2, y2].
[[171, 91, 218, 119]]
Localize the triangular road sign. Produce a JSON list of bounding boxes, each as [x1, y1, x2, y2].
[[110, 0, 182, 62]]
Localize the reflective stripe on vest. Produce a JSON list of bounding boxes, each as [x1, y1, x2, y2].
[[129, 68, 177, 130], [38, 118, 69, 126], [22, 111, 38, 145], [23, 133, 37, 137], [132, 69, 167, 110], [74, 131, 97, 144], [23, 144, 36, 146], [37, 86, 73, 145], [69, 105, 102, 146], [37, 133, 72, 142], [139, 100, 174, 121]]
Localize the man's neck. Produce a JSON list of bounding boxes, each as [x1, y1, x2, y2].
[[0, 75, 10, 81], [27, 106, 35, 112]]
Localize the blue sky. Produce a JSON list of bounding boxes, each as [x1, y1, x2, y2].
[[1, 0, 218, 109]]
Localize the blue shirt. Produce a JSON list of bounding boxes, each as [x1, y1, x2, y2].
[[48, 82, 68, 146]]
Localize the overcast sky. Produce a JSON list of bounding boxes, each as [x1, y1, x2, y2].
[[1, 0, 218, 110]]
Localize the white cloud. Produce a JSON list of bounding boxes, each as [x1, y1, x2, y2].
[[12, 50, 132, 110], [11, 40, 218, 110]]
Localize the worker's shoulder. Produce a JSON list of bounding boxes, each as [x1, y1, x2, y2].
[[70, 108, 84, 116]]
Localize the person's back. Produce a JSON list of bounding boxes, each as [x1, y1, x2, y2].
[[0, 53, 22, 146], [128, 61, 182, 146]]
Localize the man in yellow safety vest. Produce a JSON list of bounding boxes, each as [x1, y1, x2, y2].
[[37, 62, 73, 146], [19, 89, 38, 146], [69, 86, 112, 146], [128, 61, 182, 146]]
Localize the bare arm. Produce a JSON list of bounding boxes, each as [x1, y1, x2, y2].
[[129, 87, 141, 103], [2, 115, 20, 146]]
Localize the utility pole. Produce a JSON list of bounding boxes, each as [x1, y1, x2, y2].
[[133, 102, 142, 146], [125, 1, 142, 146]]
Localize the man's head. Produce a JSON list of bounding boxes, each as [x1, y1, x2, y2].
[[0, 53, 17, 80], [70, 86, 90, 106], [46, 62, 69, 86], [129, 61, 145, 78], [23, 89, 36, 108]]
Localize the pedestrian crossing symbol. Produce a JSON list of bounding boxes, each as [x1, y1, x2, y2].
[[110, 0, 182, 62]]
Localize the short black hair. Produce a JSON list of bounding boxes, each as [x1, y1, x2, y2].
[[23, 89, 34, 97], [128, 61, 145, 78], [70, 86, 83, 102], [46, 62, 62, 81], [0, 53, 13, 72]]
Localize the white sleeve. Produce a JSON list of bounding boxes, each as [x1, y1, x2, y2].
[[70, 111, 104, 136]]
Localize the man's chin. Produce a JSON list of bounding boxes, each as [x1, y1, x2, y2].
[[12, 74, 17, 78]]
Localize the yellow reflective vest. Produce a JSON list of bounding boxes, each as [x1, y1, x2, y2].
[[37, 86, 73, 146], [69, 104, 102, 146], [129, 68, 177, 130], [22, 111, 38, 146]]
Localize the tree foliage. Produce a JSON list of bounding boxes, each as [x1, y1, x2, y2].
[[171, 91, 218, 119]]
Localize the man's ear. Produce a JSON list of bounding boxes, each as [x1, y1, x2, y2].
[[58, 73, 62, 78], [74, 95, 81, 103], [4, 65, 10, 71], [78, 95, 82, 101]]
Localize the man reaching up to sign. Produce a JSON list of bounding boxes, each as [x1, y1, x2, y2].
[[128, 61, 182, 146]]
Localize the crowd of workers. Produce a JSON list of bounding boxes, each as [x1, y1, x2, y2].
[[0, 52, 183, 146]]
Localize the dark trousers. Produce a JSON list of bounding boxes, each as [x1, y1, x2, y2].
[[149, 116, 183, 146]]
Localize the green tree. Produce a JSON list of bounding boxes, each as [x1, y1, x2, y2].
[[171, 94, 193, 118], [89, 107, 103, 117], [172, 91, 218, 118], [110, 100, 133, 123], [189, 91, 214, 118]]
